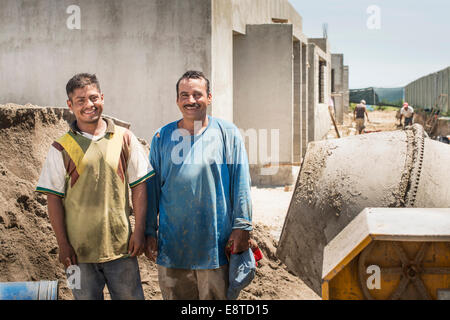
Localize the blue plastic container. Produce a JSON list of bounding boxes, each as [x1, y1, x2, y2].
[[0, 280, 58, 300]]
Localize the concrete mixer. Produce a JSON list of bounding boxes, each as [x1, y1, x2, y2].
[[277, 124, 450, 298], [321, 208, 450, 300]]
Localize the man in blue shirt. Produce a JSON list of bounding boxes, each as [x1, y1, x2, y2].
[[145, 71, 252, 299]]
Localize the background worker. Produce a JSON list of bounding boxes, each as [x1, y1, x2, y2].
[[400, 102, 414, 128], [145, 70, 252, 300], [36, 73, 154, 300], [353, 99, 370, 134]]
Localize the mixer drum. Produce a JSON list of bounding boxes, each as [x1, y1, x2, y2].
[[277, 124, 450, 295]]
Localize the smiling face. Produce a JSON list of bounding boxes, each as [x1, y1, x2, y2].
[[67, 84, 104, 126], [176, 78, 212, 122]]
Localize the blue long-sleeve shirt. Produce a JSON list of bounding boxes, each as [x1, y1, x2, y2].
[[145, 116, 252, 269]]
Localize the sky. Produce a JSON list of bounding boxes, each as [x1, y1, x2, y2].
[[288, 0, 450, 89]]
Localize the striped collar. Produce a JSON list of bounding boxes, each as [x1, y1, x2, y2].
[[69, 117, 115, 135]]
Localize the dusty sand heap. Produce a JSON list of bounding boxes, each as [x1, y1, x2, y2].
[[0, 103, 316, 300], [0, 104, 74, 298]]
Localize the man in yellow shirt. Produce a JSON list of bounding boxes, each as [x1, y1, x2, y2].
[[36, 73, 154, 299]]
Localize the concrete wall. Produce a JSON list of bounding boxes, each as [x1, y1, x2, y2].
[[405, 66, 450, 114], [331, 55, 344, 91], [233, 24, 294, 185], [0, 0, 212, 143], [211, 0, 234, 122], [307, 44, 317, 144], [293, 41, 302, 164], [215, 0, 308, 185], [301, 43, 309, 157], [331, 54, 345, 124], [308, 38, 329, 54], [343, 66, 350, 111], [0, 0, 341, 186], [232, 0, 303, 39], [308, 42, 332, 142], [331, 94, 344, 125], [211, 0, 305, 123]]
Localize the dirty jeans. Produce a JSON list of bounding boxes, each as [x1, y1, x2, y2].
[[404, 117, 413, 127], [68, 256, 145, 300], [157, 265, 229, 300]]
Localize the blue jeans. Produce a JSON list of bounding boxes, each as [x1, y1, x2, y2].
[[68, 256, 144, 300], [404, 117, 413, 127]]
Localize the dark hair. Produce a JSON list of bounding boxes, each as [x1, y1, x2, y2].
[[66, 73, 101, 99], [176, 70, 210, 98]]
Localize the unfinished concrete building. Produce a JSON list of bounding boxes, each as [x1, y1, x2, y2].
[[331, 54, 350, 124], [0, 0, 344, 186], [233, 13, 333, 185]]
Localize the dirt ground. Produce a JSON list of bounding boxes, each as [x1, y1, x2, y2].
[[0, 103, 319, 300], [327, 109, 400, 139], [134, 220, 319, 301]]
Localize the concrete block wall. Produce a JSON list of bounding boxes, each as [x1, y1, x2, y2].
[[249, 165, 296, 186], [211, 0, 234, 122], [331, 54, 346, 124], [301, 43, 309, 157], [343, 66, 350, 112], [233, 24, 294, 186], [307, 44, 318, 144], [232, 0, 303, 38], [307, 41, 332, 143], [211, 0, 306, 123], [331, 55, 344, 92], [405, 66, 450, 114], [331, 94, 344, 124], [293, 41, 302, 164], [213, 1, 333, 185], [308, 38, 328, 53], [0, 0, 213, 144]]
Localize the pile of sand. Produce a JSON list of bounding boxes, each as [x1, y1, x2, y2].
[[0, 104, 74, 299], [0, 103, 317, 300]]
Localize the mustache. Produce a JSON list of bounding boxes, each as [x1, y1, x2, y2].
[[183, 103, 200, 108]]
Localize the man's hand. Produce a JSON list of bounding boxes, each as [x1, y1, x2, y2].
[[144, 236, 158, 262], [47, 194, 76, 269], [227, 229, 250, 254], [128, 231, 145, 257], [59, 242, 77, 269]]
